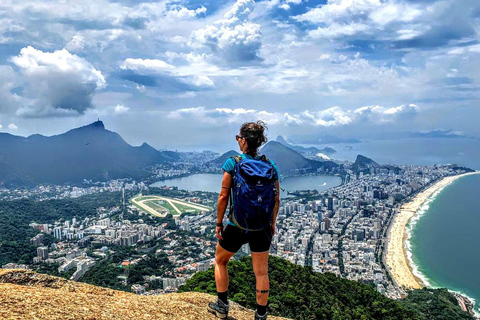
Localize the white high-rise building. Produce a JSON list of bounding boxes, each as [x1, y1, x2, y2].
[[54, 227, 63, 240]]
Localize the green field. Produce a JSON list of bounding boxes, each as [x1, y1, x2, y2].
[[171, 202, 204, 213], [131, 194, 211, 217], [143, 200, 169, 214]]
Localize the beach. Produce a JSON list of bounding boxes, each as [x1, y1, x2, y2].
[[385, 171, 480, 290]]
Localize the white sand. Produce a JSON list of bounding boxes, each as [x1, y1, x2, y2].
[[385, 171, 480, 289]]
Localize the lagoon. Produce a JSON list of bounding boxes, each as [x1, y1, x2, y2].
[[150, 173, 342, 197]]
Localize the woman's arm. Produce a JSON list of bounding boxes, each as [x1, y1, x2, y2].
[[216, 171, 233, 240], [271, 180, 280, 235]]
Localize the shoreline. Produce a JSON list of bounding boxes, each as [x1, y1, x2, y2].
[[385, 171, 480, 289], [385, 171, 480, 316]]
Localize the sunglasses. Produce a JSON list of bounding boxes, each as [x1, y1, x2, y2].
[[235, 135, 244, 141]]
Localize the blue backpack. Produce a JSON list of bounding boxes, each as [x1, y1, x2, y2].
[[228, 155, 277, 232]]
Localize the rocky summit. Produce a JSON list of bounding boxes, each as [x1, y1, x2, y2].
[[0, 269, 290, 320]]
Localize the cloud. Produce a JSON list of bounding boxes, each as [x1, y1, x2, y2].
[[121, 58, 174, 72], [308, 23, 370, 39], [11, 46, 106, 117], [120, 57, 215, 89], [353, 104, 419, 123], [114, 104, 129, 114], [166, 5, 207, 19], [409, 129, 471, 139], [292, 0, 472, 48], [167, 104, 419, 127], [188, 0, 262, 63], [8, 123, 18, 130], [0, 124, 2, 129], [0, 65, 23, 114]]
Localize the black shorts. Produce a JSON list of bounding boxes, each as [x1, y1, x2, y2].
[[219, 224, 273, 253]]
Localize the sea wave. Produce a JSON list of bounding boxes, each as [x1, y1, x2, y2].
[[404, 181, 479, 317]]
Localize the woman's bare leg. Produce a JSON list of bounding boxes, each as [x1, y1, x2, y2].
[[251, 251, 269, 306], [214, 243, 236, 292]]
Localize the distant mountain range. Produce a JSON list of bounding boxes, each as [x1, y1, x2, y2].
[[209, 142, 339, 176], [208, 150, 240, 167], [0, 121, 346, 186], [261, 141, 339, 175], [275, 136, 337, 156], [0, 121, 177, 186]]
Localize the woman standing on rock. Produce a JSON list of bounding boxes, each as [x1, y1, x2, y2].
[[208, 121, 280, 320]]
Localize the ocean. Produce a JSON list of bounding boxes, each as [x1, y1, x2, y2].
[[407, 173, 480, 315], [313, 137, 480, 170]]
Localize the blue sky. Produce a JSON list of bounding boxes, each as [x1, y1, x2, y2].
[[0, 0, 479, 151]]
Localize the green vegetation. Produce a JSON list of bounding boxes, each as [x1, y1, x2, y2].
[[0, 192, 121, 266], [127, 251, 174, 284], [179, 256, 473, 320], [80, 245, 174, 291], [171, 201, 204, 213], [144, 200, 170, 214], [401, 288, 474, 320]]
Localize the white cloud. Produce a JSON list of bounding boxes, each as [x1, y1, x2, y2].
[[65, 35, 85, 52], [0, 124, 2, 129], [294, 0, 428, 40], [120, 58, 174, 73], [188, 0, 262, 63], [294, 0, 381, 24], [309, 23, 369, 39], [353, 104, 419, 123], [166, 6, 207, 19], [11, 46, 106, 117], [167, 104, 419, 127], [114, 104, 129, 114], [0, 65, 23, 114], [120, 57, 216, 88], [318, 54, 332, 61], [8, 123, 18, 130]]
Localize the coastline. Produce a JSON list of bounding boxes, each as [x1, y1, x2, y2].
[[385, 171, 480, 291]]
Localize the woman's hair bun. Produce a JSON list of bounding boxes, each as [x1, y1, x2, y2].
[[240, 120, 268, 155]]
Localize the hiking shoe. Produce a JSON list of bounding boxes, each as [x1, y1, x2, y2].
[[255, 311, 268, 320], [207, 298, 229, 319]]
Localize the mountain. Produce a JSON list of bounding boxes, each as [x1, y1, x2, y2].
[[352, 155, 401, 175], [298, 135, 361, 144], [275, 135, 337, 155], [352, 154, 380, 171], [0, 121, 176, 185], [180, 256, 474, 320], [208, 150, 240, 167], [0, 269, 289, 320], [260, 141, 338, 175]]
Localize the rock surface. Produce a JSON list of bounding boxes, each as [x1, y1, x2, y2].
[[0, 269, 290, 320]]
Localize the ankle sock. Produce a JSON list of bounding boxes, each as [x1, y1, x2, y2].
[[218, 291, 228, 305], [257, 304, 267, 316]]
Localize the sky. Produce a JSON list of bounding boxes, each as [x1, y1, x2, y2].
[[0, 0, 479, 152]]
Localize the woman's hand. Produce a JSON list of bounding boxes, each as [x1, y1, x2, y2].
[[216, 226, 224, 240]]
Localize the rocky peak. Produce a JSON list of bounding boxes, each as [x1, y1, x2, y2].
[[0, 269, 290, 320]]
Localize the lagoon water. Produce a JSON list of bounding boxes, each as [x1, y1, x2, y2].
[[150, 173, 342, 197], [409, 173, 480, 315]]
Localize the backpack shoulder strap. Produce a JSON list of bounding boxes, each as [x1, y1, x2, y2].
[[259, 154, 270, 162], [228, 155, 242, 222], [232, 155, 242, 163]]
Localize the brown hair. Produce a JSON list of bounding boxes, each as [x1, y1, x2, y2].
[[240, 121, 268, 157]]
